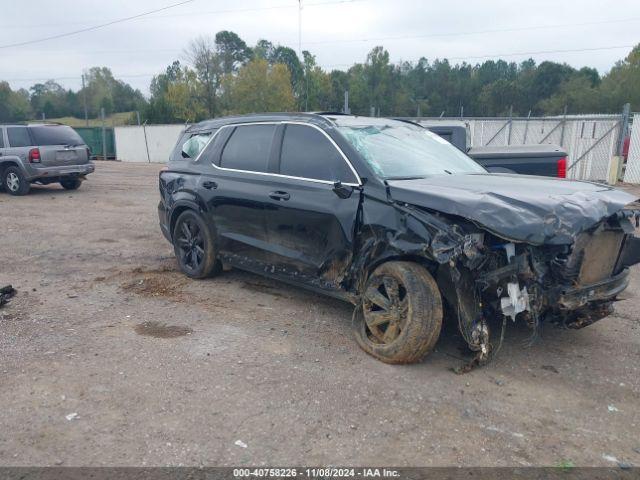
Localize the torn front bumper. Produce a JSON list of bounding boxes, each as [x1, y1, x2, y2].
[[556, 268, 630, 310]]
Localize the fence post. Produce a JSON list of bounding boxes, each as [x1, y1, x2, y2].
[[100, 108, 106, 161], [559, 105, 568, 147], [507, 105, 513, 145], [523, 110, 532, 144], [617, 103, 631, 156], [142, 121, 151, 163]]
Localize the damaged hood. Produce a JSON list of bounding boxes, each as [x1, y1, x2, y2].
[[387, 173, 637, 244]]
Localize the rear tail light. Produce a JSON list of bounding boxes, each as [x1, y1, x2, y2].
[[557, 156, 567, 178], [28, 148, 41, 163]]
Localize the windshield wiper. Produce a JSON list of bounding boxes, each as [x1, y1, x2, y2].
[[385, 175, 427, 181]]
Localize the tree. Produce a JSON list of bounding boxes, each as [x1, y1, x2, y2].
[[226, 59, 295, 114], [185, 36, 221, 117], [215, 30, 252, 75]]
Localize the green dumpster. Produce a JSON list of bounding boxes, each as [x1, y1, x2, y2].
[[75, 127, 116, 159]]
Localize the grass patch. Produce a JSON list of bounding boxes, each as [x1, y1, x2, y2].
[[31, 111, 135, 127]]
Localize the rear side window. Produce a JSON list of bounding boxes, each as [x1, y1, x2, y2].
[[29, 126, 85, 146], [7, 127, 33, 148], [279, 124, 356, 183], [220, 125, 276, 172], [181, 132, 211, 159]]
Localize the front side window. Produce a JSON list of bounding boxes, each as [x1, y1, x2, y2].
[[181, 132, 211, 159], [7, 127, 32, 148], [338, 123, 486, 179], [220, 124, 276, 173], [279, 124, 357, 183]]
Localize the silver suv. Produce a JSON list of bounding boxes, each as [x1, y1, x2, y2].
[[0, 123, 95, 195]]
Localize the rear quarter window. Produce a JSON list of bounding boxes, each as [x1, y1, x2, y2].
[[29, 126, 85, 146], [180, 132, 212, 160], [7, 127, 33, 147]]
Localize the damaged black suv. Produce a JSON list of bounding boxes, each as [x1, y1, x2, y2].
[[159, 113, 640, 364]]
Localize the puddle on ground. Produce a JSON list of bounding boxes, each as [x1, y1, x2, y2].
[[134, 321, 192, 338]]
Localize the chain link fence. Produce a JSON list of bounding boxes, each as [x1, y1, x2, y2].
[[416, 114, 624, 182]]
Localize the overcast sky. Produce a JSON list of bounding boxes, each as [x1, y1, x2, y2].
[[1, 0, 639, 95]]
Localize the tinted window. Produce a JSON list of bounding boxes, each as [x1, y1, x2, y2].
[[0, 129, 4, 148], [29, 125, 85, 146], [7, 127, 33, 148], [220, 125, 276, 172], [279, 124, 356, 182], [181, 132, 211, 159]]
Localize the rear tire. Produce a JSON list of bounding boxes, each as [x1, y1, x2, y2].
[[354, 261, 443, 364], [3, 166, 30, 196], [60, 178, 82, 190], [172, 210, 221, 279]]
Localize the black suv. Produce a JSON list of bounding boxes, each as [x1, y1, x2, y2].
[[159, 113, 640, 364]]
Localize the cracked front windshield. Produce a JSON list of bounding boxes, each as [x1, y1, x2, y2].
[[338, 124, 486, 178]]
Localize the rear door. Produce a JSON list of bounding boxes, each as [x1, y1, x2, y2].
[[199, 123, 279, 267], [28, 125, 89, 167], [262, 123, 361, 289]]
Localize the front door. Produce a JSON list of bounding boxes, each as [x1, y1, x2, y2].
[[263, 123, 362, 290]]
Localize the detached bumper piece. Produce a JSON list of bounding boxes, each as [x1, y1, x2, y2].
[[557, 268, 630, 311]]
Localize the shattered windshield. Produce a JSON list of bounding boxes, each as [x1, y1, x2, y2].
[[338, 124, 486, 179]]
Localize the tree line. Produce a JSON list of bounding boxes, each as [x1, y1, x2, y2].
[[1, 31, 639, 124]]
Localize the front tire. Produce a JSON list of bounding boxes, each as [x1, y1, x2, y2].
[[3, 167, 30, 196], [354, 261, 443, 364], [172, 210, 221, 279], [60, 178, 82, 190]]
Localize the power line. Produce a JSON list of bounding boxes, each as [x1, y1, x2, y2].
[[302, 17, 640, 46], [4, 44, 634, 83], [319, 44, 635, 69], [0, 0, 366, 30], [0, 0, 197, 49]]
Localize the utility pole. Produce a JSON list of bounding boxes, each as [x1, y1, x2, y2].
[[298, 0, 309, 112], [298, 0, 302, 59], [82, 73, 88, 127]]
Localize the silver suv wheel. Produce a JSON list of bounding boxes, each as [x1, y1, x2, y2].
[[6, 172, 20, 192]]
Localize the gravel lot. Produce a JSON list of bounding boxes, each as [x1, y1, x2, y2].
[[0, 161, 639, 467]]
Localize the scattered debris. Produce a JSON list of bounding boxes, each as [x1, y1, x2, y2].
[[234, 440, 248, 448], [65, 413, 78, 421], [618, 462, 633, 470], [603, 454, 619, 463], [0, 285, 16, 308], [608, 405, 619, 412], [541, 365, 559, 374], [134, 321, 192, 339]]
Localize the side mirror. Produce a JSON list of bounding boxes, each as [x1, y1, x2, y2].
[[333, 181, 353, 199]]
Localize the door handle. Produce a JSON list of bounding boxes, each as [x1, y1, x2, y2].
[[202, 180, 217, 189], [269, 191, 290, 201]]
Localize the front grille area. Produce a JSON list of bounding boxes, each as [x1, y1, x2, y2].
[[578, 230, 624, 284], [551, 227, 625, 286]]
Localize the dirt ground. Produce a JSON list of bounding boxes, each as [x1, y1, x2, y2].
[[0, 161, 639, 467]]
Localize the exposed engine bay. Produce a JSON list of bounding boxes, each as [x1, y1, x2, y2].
[[434, 209, 640, 370]]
